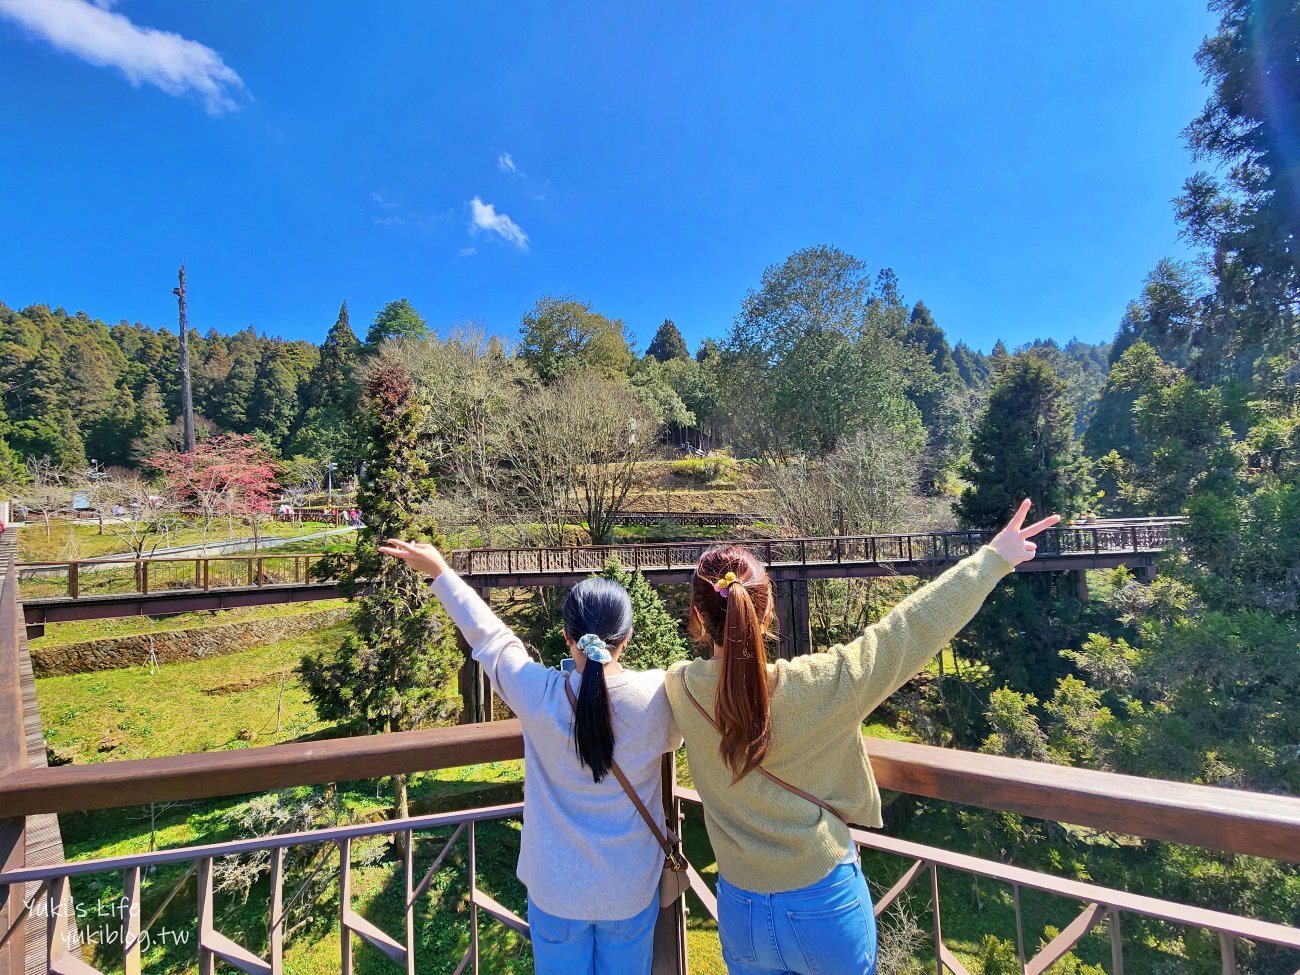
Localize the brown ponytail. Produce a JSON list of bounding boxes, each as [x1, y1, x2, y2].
[[689, 545, 774, 781]]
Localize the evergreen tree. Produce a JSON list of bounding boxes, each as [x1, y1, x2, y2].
[[956, 353, 1090, 527], [301, 356, 459, 820], [952, 341, 990, 388], [365, 298, 429, 349], [248, 352, 300, 450], [1175, 0, 1299, 378], [645, 319, 690, 362], [725, 245, 922, 458], [87, 385, 139, 468], [518, 295, 634, 382], [905, 301, 969, 491], [542, 559, 690, 670], [953, 353, 1090, 696], [695, 338, 721, 364], [308, 302, 360, 407]]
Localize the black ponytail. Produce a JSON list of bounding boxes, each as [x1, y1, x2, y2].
[[562, 578, 633, 783]]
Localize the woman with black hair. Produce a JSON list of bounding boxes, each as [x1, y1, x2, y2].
[[379, 538, 682, 975]]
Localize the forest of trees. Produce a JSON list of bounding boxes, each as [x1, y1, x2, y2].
[[0, 289, 1110, 502]]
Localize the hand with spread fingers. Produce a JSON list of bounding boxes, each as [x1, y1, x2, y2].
[[989, 499, 1061, 567], [377, 538, 448, 580]]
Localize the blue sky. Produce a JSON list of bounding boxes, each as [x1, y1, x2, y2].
[[0, 1, 1217, 354]]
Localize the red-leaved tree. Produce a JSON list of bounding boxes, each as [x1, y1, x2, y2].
[[152, 435, 280, 550]]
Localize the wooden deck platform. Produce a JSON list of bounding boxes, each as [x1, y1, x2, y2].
[[2, 536, 78, 974]]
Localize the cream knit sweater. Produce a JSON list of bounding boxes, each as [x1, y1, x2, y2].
[[665, 545, 1015, 893]]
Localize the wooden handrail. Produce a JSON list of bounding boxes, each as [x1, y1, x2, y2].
[[444, 520, 1184, 561], [16, 552, 339, 569], [0, 720, 526, 817], [0, 725, 1296, 862], [865, 737, 1300, 863], [13, 518, 1186, 573]]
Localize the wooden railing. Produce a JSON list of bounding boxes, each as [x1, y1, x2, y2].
[[17, 519, 1185, 603], [0, 722, 1298, 974], [15, 553, 344, 601], [451, 522, 1182, 578]]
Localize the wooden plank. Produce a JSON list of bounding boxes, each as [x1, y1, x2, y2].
[[0, 722, 527, 818], [469, 890, 528, 938], [1026, 903, 1106, 975], [874, 859, 926, 917], [342, 909, 407, 964], [939, 943, 972, 975], [204, 930, 271, 975], [0, 541, 84, 975], [1, 805, 524, 886], [685, 862, 717, 922], [831, 823, 1300, 950], [864, 737, 1300, 864]]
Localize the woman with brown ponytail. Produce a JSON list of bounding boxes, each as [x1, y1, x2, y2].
[[666, 500, 1058, 975]]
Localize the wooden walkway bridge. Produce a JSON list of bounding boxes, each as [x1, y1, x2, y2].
[[449, 519, 1178, 669], [14, 520, 1180, 642]]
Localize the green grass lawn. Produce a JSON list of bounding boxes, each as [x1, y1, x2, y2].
[[37, 622, 350, 762]]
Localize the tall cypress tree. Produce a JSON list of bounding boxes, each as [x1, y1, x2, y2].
[[956, 354, 1089, 527], [308, 302, 360, 407], [301, 355, 459, 820], [646, 319, 690, 362], [953, 353, 1091, 696]]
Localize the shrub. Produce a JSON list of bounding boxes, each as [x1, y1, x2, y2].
[[541, 558, 690, 670], [670, 457, 733, 483]]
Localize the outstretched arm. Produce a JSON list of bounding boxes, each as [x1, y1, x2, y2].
[[835, 500, 1059, 714], [378, 539, 550, 715]]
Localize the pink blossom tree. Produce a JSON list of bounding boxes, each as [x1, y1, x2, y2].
[[152, 435, 280, 550]]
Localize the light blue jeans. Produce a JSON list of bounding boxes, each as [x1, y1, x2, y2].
[[527, 888, 658, 975], [717, 860, 877, 975]]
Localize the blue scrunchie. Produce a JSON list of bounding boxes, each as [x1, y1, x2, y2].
[[576, 633, 612, 663]]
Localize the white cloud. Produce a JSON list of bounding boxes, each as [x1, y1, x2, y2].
[[0, 0, 247, 115], [459, 246, 477, 257], [370, 191, 400, 211], [497, 151, 516, 174], [470, 196, 528, 250]]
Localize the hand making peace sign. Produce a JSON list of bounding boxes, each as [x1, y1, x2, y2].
[[988, 499, 1060, 567]]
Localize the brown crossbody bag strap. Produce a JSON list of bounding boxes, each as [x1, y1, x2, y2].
[[677, 672, 850, 827], [563, 679, 682, 864]]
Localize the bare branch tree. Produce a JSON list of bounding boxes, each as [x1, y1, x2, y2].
[[500, 372, 660, 545], [388, 325, 530, 544], [93, 473, 185, 559], [15, 456, 74, 543]]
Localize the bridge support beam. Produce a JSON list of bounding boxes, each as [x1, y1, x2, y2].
[[1074, 570, 1089, 602], [776, 579, 812, 659], [458, 585, 493, 724], [651, 753, 688, 974]]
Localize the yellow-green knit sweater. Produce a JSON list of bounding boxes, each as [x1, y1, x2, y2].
[[666, 545, 1014, 893]]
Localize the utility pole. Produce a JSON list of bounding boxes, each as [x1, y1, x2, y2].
[[172, 264, 196, 453]]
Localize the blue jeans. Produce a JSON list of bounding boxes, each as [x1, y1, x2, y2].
[[527, 889, 658, 975], [717, 860, 877, 975]]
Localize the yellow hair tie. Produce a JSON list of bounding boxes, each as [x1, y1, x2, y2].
[[713, 571, 739, 597]]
